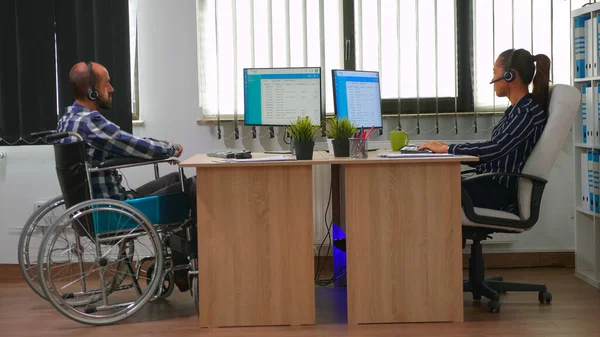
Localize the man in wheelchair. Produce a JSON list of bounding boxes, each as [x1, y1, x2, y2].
[[56, 61, 196, 291]]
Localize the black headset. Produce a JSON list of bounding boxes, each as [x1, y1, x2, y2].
[[86, 61, 99, 101], [490, 49, 516, 84]]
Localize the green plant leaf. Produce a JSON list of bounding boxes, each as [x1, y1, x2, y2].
[[325, 117, 357, 140], [285, 116, 321, 142]]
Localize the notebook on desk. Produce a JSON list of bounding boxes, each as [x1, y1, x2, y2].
[[378, 152, 455, 158]]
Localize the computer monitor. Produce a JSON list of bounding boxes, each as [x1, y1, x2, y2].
[[243, 67, 322, 126], [331, 69, 383, 128]]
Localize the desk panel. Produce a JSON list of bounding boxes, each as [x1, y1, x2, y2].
[[344, 161, 464, 324], [195, 165, 316, 327]]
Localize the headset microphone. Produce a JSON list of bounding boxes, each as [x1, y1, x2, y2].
[[489, 49, 516, 85]]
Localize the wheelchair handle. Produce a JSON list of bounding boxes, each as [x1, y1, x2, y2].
[[45, 132, 84, 142]]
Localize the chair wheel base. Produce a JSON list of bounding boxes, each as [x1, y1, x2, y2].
[[538, 291, 552, 304], [488, 300, 501, 313]]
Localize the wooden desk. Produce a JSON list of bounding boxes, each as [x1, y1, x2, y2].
[[324, 151, 478, 325], [180, 152, 329, 328]]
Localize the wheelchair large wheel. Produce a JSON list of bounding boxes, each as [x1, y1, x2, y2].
[[17, 195, 65, 300], [37, 199, 164, 326]]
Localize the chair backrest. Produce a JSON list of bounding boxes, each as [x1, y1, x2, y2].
[[518, 84, 581, 220], [53, 141, 95, 237]]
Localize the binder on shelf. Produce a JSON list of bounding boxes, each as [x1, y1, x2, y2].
[[588, 83, 596, 145], [597, 84, 600, 145], [582, 152, 590, 211], [597, 16, 600, 77], [582, 83, 589, 143], [586, 18, 593, 78], [594, 150, 599, 213], [575, 15, 586, 78], [588, 149, 594, 211], [590, 16, 598, 77]]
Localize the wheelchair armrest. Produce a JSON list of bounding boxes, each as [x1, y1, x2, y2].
[[461, 172, 547, 230], [91, 157, 179, 172], [30, 130, 56, 139], [97, 157, 161, 168], [43, 132, 84, 142]]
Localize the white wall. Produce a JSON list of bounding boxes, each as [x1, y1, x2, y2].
[[0, 0, 574, 264]]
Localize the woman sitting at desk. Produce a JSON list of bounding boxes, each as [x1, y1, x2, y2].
[[418, 48, 551, 214]]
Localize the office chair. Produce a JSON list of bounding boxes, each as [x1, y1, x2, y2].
[[461, 84, 581, 313]]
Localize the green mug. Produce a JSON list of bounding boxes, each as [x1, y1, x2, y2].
[[390, 130, 409, 151]]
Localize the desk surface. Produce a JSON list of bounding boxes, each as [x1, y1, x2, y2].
[[180, 152, 330, 168], [320, 150, 478, 164], [181, 151, 478, 168]]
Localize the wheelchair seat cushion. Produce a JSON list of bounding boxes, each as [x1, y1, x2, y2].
[[93, 192, 190, 234]]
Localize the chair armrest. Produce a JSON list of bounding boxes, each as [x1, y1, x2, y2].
[[461, 171, 548, 184], [461, 169, 476, 175], [461, 172, 547, 230], [90, 157, 179, 172]]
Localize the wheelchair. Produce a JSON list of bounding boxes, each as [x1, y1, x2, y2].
[[18, 130, 199, 325]]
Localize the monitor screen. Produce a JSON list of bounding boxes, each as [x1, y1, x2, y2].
[[332, 70, 383, 128], [243, 67, 322, 126]]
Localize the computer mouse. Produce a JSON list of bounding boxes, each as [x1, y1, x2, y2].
[[420, 148, 433, 153]]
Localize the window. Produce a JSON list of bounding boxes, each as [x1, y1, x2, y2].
[[129, 0, 139, 119], [474, 0, 590, 111], [196, 0, 588, 120], [353, 0, 457, 103], [196, 0, 343, 120]]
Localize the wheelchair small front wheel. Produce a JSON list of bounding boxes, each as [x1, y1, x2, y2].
[[146, 263, 175, 300], [191, 275, 199, 314]]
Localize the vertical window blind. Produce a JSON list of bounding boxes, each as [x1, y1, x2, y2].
[[474, 0, 589, 113], [129, 0, 139, 119], [196, 0, 343, 127], [195, 0, 590, 136]]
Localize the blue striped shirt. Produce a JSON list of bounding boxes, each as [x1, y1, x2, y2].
[[56, 103, 178, 200], [448, 94, 548, 188]]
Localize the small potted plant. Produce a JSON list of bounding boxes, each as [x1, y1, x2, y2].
[[325, 117, 357, 157], [285, 116, 320, 160]]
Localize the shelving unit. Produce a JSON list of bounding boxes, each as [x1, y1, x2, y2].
[[573, 3, 600, 289]]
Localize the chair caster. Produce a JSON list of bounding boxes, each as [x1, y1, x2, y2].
[[538, 291, 552, 304], [488, 300, 501, 313]]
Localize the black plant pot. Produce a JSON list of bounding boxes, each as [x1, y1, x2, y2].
[[331, 139, 350, 157], [294, 141, 315, 160]]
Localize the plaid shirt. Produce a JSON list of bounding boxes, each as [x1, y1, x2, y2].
[[56, 103, 178, 200]]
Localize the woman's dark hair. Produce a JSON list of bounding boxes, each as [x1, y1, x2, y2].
[[499, 48, 551, 109]]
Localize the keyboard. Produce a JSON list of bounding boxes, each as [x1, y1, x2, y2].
[[399, 145, 433, 154], [207, 148, 252, 159]]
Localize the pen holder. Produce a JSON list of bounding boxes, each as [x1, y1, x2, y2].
[[350, 137, 368, 159]]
